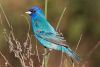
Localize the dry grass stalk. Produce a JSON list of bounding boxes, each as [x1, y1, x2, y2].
[[0, 2, 35, 67]]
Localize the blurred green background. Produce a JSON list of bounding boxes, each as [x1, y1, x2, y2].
[[0, 0, 100, 67]]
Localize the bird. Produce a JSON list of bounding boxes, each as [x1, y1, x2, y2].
[[26, 5, 80, 62]]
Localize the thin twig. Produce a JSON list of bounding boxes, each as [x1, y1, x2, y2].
[[0, 3, 13, 30], [72, 34, 83, 67], [75, 34, 83, 51], [0, 13, 3, 25], [60, 49, 64, 67], [87, 40, 100, 58], [43, 0, 50, 67], [57, 8, 67, 67], [56, 7, 66, 31], [72, 63, 75, 67], [0, 51, 12, 67], [35, 39, 41, 63], [0, 14, 4, 41], [21, 15, 30, 33], [45, 0, 48, 18], [81, 40, 100, 67]]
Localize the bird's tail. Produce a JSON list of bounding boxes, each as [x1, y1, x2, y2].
[[64, 47, 80, 62]]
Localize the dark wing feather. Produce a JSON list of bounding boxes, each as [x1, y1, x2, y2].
[[36, 30, 69, 47]]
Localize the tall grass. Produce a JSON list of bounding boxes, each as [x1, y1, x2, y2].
[[42, 0, 49, 67]]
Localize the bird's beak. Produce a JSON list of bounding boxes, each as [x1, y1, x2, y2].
[[25, 11, 32, 15]]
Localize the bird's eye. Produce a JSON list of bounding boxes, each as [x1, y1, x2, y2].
[[29, 9, 36, 13], [33, 10, 36, 13]]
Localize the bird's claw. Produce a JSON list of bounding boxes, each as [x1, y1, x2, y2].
[[42, 49, 51, 56], [42, 52, 49, 56]]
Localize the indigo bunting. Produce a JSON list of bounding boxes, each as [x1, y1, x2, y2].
[[26, 5, 80, 62]]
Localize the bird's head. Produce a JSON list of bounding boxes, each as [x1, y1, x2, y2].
[[26, 5, 44, 19]]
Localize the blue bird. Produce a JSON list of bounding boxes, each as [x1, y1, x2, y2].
[[26, 5, 80, 62]]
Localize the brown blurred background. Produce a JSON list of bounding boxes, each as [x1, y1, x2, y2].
[[0, 0, 100, 67]]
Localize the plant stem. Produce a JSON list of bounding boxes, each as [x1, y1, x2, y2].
[[45, 0, 48, 18], [56, 7, 66, 31], [43, 1, 67, 67], [43, 0, 49, 67]]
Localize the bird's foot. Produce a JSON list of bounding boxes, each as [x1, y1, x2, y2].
[[42, 49, 52, 56], [70, 57, 74, 64], [42, 51, 50, 56]]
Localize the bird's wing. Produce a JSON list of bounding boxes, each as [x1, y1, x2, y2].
[[36, 30, 69, 47]]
